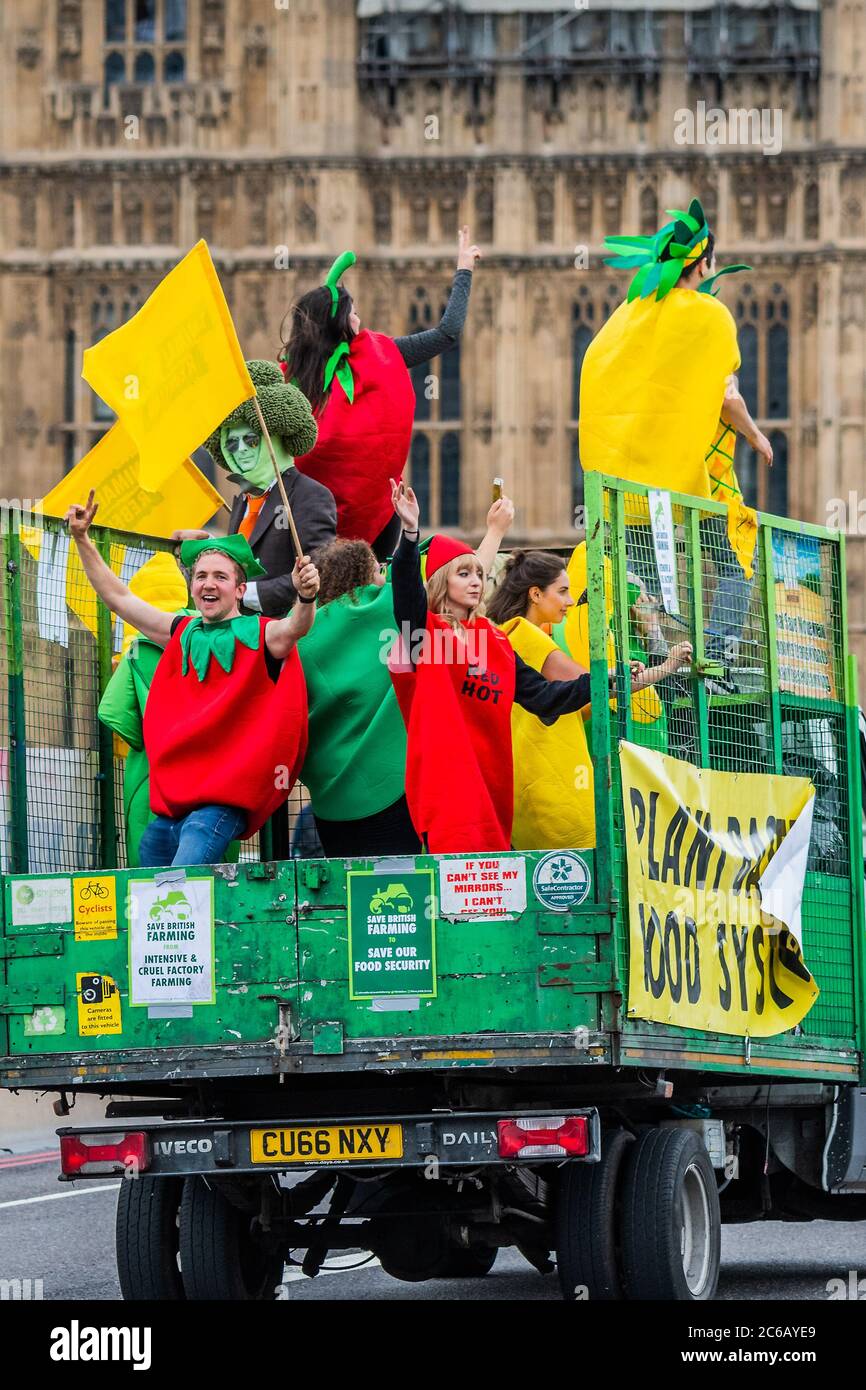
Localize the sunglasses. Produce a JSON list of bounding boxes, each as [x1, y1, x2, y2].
[[224, 433, 260, 454]]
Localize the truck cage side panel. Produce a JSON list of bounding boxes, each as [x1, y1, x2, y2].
[[0, 477, 863, 1090]]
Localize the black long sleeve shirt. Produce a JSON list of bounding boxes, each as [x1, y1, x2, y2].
[[390, 534, 593, 724], [393, 270, 473, 368]]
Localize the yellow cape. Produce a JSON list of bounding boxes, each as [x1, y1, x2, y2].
[[499, 617, 595, 851]]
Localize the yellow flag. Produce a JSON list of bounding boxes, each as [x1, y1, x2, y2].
[[39, 422, 224, 539], [81, 240, 254, 491]]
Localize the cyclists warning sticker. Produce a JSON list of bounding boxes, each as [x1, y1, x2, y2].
[[76, 973, 122, 1037], [72, 876, 118, 942]]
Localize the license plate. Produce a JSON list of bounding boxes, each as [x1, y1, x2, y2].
[[250, 1123, 404, 1164]]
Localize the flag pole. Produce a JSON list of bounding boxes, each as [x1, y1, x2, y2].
[[252, 395, 304, 559]]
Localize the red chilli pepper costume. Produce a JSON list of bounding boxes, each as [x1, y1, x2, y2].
[[392, 611, 517, 853], [144, 616, 308, 839], [284, 330, 416, 544]]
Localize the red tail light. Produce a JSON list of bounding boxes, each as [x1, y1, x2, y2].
[[60, 1132, 150, 1176], [498, 1115, 589, 1159]]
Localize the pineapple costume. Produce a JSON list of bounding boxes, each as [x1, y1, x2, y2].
[[579, 198, 758, 578]]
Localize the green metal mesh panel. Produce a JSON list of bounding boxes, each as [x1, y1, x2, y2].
[[597, 482, 857, 1049], [2, 517, 317, 874], [0, 526, 8, 874]]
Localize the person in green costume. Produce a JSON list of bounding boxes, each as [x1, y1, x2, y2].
[[298, 496, 515, 857]]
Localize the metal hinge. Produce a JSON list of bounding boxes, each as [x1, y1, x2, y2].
[[0, 983, 64, 1014], [0, 933, 64, 962]]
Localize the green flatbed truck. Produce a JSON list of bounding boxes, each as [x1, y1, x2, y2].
[[1, 475, 865, 1301]]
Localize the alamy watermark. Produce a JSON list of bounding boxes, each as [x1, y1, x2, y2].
[[674, 100, 783, 157], [0, 1277, 44, 1300]]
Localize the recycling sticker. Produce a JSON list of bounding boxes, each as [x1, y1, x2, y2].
[[531, 852, 592, 913], [24, 1006, 67, 1038]]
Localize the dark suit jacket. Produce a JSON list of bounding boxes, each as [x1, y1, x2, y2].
[[228, 468, 337, 617]]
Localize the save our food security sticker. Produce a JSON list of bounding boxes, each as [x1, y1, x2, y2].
[[72, 875, 118, 942], [76, 973, 122, 1037]]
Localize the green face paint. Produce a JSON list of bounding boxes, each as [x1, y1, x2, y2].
[[219, 425, 295, 491]]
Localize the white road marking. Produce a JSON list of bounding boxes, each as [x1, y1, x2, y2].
[[280, 1252, 381, 1283], [0, 1183, 119, 1210]]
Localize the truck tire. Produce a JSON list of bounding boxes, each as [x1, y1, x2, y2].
[[555, 1128, 633, 1301], [116, 1176, 185, 1301], [178, 1176, 285, 1300], [621, 1127, 720, 1301]]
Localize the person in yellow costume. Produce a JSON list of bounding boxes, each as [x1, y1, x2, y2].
[[486, 551, 690, 850], [580, 198, 771, 678]]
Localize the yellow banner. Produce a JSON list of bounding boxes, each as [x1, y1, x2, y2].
[[40, 422, 224, 539], [81, 240, 254, 491], [621, 741, 818, 1038]]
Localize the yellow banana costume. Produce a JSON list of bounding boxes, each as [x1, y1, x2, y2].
[[579, 198, 757, 575]]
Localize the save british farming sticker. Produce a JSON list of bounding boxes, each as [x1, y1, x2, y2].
[[347, 869, 436, 1000], [532, 852, 592, 912], [128, 877, 215, 1007]]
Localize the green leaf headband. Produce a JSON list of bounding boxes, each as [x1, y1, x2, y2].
[[603, 197, 748, 303], [324, 250, 356, 317], [320, 251, 358, 403]]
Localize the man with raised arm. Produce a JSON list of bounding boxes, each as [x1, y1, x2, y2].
[[67, 489, 317, 868]]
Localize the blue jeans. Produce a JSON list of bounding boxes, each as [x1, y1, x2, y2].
[[138, 805, 246, 868]]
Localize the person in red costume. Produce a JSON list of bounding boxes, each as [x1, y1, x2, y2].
[[66, 490, 319, 868], [388, 481, 620, 855], [279, 228, 480, 560]]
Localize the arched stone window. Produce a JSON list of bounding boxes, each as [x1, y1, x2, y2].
[[103, 0, 187, 95]]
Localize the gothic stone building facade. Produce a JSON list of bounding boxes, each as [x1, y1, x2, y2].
[[1, 0, 865, 654]]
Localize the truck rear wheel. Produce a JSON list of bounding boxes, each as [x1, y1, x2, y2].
[[621, 1127, 720, 1301], [116, 1176, 185, 1301], [178, 1176, 285, 1300], [555, 1128, 633, 1301]]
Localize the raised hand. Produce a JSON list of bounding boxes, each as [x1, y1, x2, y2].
[[65, 489, 98, 541], [293, 554, 320, 601], [391, 478, 420, 534], [457, 225, 482, 272], [486, 495, 515, 536]]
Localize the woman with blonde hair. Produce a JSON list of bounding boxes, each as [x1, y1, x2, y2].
[[389, 482, 605, 854]]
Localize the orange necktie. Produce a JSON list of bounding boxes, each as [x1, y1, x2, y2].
[[238, 493, 267, 540]]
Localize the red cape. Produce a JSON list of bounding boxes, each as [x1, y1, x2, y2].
[[287, 329, 416, 543], [144, 617, 308, 838], [391, 613, 517, 853]]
